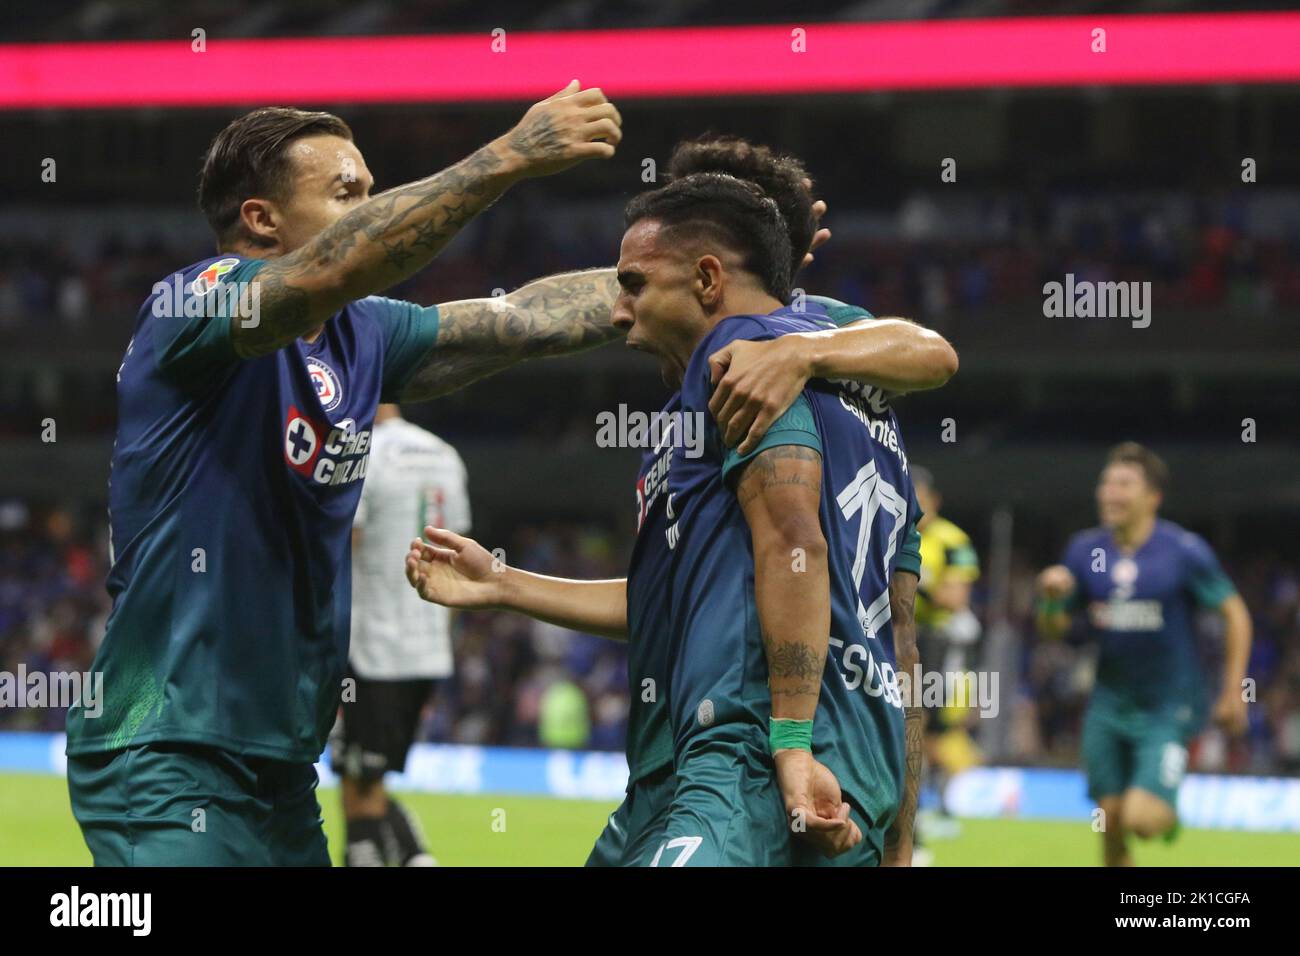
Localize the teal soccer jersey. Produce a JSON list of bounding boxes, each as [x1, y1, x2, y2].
[[1061, 519, 1237, 720], [619, 298, 919, 788], [629, 304, 921, 851], [65, 255, 440, 762]]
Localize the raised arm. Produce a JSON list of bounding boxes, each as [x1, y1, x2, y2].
[[883, 569, 923, 867], [405, 527, 627, 640], [398, 267, 622, 401], [734, 444, 861, 857], [232, 83, 622, 358]]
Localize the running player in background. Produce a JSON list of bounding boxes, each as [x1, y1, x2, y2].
[[332, 404, 470, 866], [1036, 442, 1253, 866], [911, 466, 982, 845]]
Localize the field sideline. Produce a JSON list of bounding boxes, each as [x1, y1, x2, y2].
[[3, 771, 1297, 866]]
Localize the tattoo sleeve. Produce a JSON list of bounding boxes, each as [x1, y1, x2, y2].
[[231, 144, 517, 358], [885, 570, 924, 860], [398, 267, 622, 401], [734, 445, 828, 722]]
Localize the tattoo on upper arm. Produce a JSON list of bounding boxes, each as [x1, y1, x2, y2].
[[399, 270, 621, 401], [735, 445, 822, 509], [231, 259, 311, 358]]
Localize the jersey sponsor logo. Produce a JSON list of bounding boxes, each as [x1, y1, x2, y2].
[[306, 357, 344, 412], [313, 418, 372, 487], [834, 387, 909, 475], [635, 446, 674, 532], [1088, 599, 1164, 632], [189, 257, 241, 296]]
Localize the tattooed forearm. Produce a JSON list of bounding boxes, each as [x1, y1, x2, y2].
[[885, 571, 923, 863], [737, 443, 830, 723], [767, 640, 822, 680], [399, 268, 622, 401], [232, 145, 517, 358], [885, 708, 925, 859]]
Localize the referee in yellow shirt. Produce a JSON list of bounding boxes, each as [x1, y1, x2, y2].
[[913, 467, 982, 843]]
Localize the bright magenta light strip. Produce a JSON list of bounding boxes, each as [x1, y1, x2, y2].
[[2, 14, 1298, 109]]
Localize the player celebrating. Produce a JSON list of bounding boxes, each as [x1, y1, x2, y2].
[[1036, 442, 1253, 866], [64, 84, 629, 866], [332, 404, 470, 866], [409, 172, 955, 865]]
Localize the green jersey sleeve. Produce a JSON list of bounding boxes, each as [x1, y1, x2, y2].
[[152, 256, 266, 381], [721, 392, 823, 486], [895, 518, 923, 578], [804, 294, 876, 327], [364, 297, 441, 402]]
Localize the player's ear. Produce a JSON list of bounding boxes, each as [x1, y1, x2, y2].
[[238, 197, 280, 248], [696, 254, 724, 308]]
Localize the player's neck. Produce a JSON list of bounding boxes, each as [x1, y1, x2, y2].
[[1113, 514, 1157, 551]]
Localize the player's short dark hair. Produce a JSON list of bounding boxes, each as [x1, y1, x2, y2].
[[666, 134, 814, 280], [1106, 442, 1169, 493], [198, 107, 353, 249], [624, 172, 793, 302], [911, 465, 936, 492]]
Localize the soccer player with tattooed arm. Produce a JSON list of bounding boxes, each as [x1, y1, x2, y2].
[[64, 81, 634, 866]]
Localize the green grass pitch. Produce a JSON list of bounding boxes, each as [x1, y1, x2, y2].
[[3, 771, 1297, 866]]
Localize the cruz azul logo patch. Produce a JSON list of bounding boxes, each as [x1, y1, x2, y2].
[[189, 257, 240, 296], [284, 407, 372, 487], [284, 405, 325, 476], [306, 358, 343, 412]]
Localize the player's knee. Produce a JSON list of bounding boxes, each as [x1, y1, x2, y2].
[[1122, 795, 1173, 840]]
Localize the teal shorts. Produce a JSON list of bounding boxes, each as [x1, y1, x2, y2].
[[1082, 696, 1195, 808], [67, 742, 330, 866], [646, 727, 882, 867], [649, 729, 788, 866], [585, 763, 676, 867]]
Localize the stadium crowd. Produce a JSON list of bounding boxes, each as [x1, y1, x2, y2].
[[3, 503, 1299, 776], [4, 188, 1297, 342]]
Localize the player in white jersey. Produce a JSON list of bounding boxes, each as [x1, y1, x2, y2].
[[331, 403, 471, 866]]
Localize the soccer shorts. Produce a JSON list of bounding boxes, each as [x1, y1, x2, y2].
[[585, 763, 676, 867], [329, 670, 435, 782], [1082, 696, 1194, 808], [643, 726, 792, 867], [67, 742, 330, 866]]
